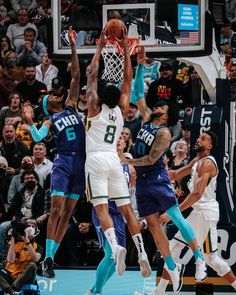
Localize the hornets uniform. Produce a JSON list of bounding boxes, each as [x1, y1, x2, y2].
[[86, 104, 130, 205], [50, 106, 85, 199], [134, 122, 177, 217]]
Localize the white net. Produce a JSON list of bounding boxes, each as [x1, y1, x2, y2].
[[101, 38, 139, 83]]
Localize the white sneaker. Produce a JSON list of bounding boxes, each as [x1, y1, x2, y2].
[[165, 263, 185, 292], [114, 245, 127, 275], [195, 258, 207, 282], [138, 252, 152, 278]]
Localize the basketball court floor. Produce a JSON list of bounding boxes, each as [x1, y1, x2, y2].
[[37, 269, 235, 295]]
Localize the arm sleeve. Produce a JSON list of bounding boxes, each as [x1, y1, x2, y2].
[[134, 64, 144, 101], [29, 125, 49, 142]]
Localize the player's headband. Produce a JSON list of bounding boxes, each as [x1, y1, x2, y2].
[[42, 95, 49, 116]]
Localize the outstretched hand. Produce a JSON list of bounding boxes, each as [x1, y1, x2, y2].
[[137, 45, 147, 65], [22, 103, 34, 125], [68, 26, 76, 46], [97, 30, 107, 49], [116, 26, 128, 48]]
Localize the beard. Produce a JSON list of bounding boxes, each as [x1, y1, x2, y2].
[[193, 145, 205, 153]]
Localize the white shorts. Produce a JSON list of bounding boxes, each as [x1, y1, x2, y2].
[[171, 209, 218, 254], [85, 151, 130, 206]]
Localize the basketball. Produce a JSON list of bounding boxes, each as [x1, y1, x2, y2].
[[104, 19, 125, 41]]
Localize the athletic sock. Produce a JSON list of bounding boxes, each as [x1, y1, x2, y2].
[[45, 239, 54, 259], [164, 256, 176, 271], [51, 241, 60, 259], [156, 278, 169, 292], [104, 227, 119, 255], [132, 233, 145, 254], [193, 248, 204, 261], [231, 280, 236, 289]]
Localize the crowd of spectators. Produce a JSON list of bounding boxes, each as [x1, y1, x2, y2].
[[0, 1, 236, 290]]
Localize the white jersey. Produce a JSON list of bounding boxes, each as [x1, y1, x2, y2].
[[86, 104, 123, 154], [188, 155, 219, 220]]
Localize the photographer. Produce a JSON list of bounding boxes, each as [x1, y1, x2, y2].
[[0, 169, 49, 264], [0, 219, 42, 295]]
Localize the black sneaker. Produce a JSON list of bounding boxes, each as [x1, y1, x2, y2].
[[37, 258, 55, 278]]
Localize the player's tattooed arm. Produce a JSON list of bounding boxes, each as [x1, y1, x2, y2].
[[66, 26, 80, 108], [128, 128, 171, 166]]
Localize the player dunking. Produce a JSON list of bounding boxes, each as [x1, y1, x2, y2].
[[23, 27, 85, 278], [155, 131, 236, 295], [85, 28, 151, 278]]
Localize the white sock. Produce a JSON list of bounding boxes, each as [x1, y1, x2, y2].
[[104, 227, 119, 254], [156, 278, 169, 292], [132, 233, 145, 254], [231, 280, 236, 289]]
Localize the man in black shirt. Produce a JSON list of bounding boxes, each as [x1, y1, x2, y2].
[[15, 64, 47, 106]]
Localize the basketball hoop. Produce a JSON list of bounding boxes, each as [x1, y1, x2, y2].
[[99, 37, 140, 83]]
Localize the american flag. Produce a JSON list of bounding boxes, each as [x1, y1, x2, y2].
[[180, 31, 199, 44]]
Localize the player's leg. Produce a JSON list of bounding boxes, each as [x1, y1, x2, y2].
[[145, 213, 185, 293], [86, 157, 126, 275], [88, 240, 116, 295], [203, 221, 236, 290], [166, 204, 207, 282], [109, 164, 151, 278]]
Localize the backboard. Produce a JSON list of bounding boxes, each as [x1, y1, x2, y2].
[[50, 0, 212, 58]]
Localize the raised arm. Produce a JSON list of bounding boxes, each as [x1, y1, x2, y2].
[[128, 128, 171, 166], [134, 46, 151, 123], [65, 26, 80, 108], [86, 31, 107, 118], [118, 27, 132, 116]]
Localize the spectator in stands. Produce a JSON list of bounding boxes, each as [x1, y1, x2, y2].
[[0, 218, 42, 295], [0, 35, 14, 66], [220, 22, 236, 57], [124, 102, 142, 142], [30, 0, 52, 46], [0, 0, 9, 34], [0, 0, 7, 21], [0, 124, 29, 178], [7, 155, 34, 203], [146, 62, 184, 111], [0, 51, 24, 105], [55, 196, 96, 266], [121, 127, 134, 154], [36, 52, 59, 91], [0, 91, 23, 138], [32, 142, 53, 188], [0, 155, 8, 211], [15, 63, 47, 106], [0, 169, 47, 264], [16, 27, 47, 66], [38, 127, 56, 162], [170, 122, 191, 155], [229, 63, 236, 101], [1, 0, 37, 25], [221, 44, 233, 74], [6, 8, 38, 49]]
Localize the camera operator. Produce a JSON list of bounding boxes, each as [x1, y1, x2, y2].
[[0, 169, 49, 264], [0, 219, 42, 295]]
